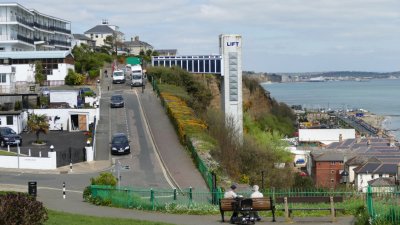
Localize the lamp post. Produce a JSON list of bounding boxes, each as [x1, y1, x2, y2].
[[50, 145, 54, 152]]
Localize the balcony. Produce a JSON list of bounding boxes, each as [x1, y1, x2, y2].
[[17, 35, 34, 45], [51, 26, 71, 34], [16, 17, 34, 27], [50, 40, 71, 47], [33, 22, 52, 32]]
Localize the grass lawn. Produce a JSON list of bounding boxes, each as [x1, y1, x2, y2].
[[0, 150, 17, 156], [45, 210, 176, 225]]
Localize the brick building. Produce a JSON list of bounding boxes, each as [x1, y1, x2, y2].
[[311, 151, 344, 188]]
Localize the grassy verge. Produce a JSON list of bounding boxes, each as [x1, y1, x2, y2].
[[0, 150, 17, 156], [45, 210, 176, 225]]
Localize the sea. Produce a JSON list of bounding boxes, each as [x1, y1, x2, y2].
[[261, 78, 400, 140]]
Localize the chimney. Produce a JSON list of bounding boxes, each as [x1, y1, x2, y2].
[[389, 135, 395, 147], [339, 134, 343, 142], [356, 134, 361, 143], [134, 36, 139, 41]]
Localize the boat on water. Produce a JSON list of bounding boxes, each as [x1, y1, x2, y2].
[[307, 76, 325, 82]]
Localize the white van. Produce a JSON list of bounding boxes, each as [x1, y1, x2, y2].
[[112, 70, 125, 84], [130, 65, 144, 87]]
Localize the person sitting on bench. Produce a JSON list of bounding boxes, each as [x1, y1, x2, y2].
[[250, 185, 263, 221], [224, 184, 239, 223]]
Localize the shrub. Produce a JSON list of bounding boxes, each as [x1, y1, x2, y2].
[[0, 192, 48, 225], [88, 69, 99, 79], [65, 69, 85, 85], [90, 172, 117, 186]]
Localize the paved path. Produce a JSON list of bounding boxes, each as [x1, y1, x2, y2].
[[0, 184, 354, 225]]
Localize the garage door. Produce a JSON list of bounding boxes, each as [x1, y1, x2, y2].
[[78, 114, 87, 131]]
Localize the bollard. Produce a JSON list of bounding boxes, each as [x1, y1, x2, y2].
[[63, 182, 66, 199], [70, 162, 72, 173], [189, 187, 193, 202], [173, 188, 177, 200], [39, 151, 41, 157], [108, 86, 110, 91], [28, 149, 31, 156], [150, 189, 154, 210], [7, 145, 10, 152]]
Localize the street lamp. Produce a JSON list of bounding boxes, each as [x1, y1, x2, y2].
[[86, 140, 91, 146], [50, 145, 54, 152]]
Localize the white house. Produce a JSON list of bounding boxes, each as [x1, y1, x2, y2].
[[0, 51, 74, 88], [0, 64, 16, 93], [28, 108, 98, 132], [0, 110, 27, 134], [299, 129, 356, 145], [353, 161, 398, 192], [84, 20, 124, 48]]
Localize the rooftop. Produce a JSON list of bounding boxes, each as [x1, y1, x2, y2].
[[0, 51, 72, 59]]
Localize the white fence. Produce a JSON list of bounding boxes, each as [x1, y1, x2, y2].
[[0, 152, 56, 170]]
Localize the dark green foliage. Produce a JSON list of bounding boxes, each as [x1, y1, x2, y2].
[[72, 44, 112, 78], [293, 173, 315, 189], [14, 101, 22, 111], [65, 69, 85, 85], [147, 67, 212, 114], [90, 172, 117, 186], [0, 192, 48, 225], [83, 186, 91, 201], [34, 61, 45, 85]]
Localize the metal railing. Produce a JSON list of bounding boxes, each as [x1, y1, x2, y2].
[[366, 185, 400, 224]]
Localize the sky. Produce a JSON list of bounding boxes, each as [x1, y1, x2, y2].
[[15, 0, 400, 73]]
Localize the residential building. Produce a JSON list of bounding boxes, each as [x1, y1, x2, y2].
[[84, 20, 124, 48], [124, 36, 153, 55], [0, 51, 74, 90], [311, 151, 344, 188], [0, 3, 71, 51], [72, 34, 95, 49]]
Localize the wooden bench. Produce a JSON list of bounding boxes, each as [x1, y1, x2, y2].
[[275, 196, 344, 222], [219, 197, 276, 222]]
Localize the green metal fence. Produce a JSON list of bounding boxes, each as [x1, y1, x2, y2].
[[366, 185, 400, 224]]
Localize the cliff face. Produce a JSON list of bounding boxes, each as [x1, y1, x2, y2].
[[193, 74, 272, 118]]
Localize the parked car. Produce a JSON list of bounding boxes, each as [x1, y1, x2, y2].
[[110, 94, 124, 108], [40, 87, 50, 96], [0, 127, 22, 147], [110, 133, 130, 155], [79, 87, 96, 97]]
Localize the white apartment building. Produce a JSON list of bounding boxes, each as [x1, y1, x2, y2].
[[0, 2, 71, 52]]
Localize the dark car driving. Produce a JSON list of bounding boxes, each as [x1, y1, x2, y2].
[[110, 133, 130, 155], [110, 94, 124, 108], [0, 127, 22, 147]]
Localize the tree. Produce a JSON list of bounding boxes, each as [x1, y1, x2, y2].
[[34, 61, 46, 85], [27, 113, 49, 144]]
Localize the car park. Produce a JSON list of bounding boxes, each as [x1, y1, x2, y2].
[[110, 95, 124, 108], [0, 127, 22, 147], [110, 133, 130, 155]]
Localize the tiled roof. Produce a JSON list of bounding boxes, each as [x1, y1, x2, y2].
[[368, 177, 396, 186], [73, 34, 92, 41], [84, 25, 114, 34], [314, 151, 344, 162], [0, 51, 72, 59]]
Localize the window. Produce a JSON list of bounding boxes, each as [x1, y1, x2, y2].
[[6, 116, 13, 125], [330, 162, 336, 165], [95, 35, 98, 38], [331, 170, 335, 174], [0, 74, 6, 83], [330, 179, 335, 183]]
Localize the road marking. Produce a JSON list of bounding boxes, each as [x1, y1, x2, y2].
[[134, 89, 179, 190]]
